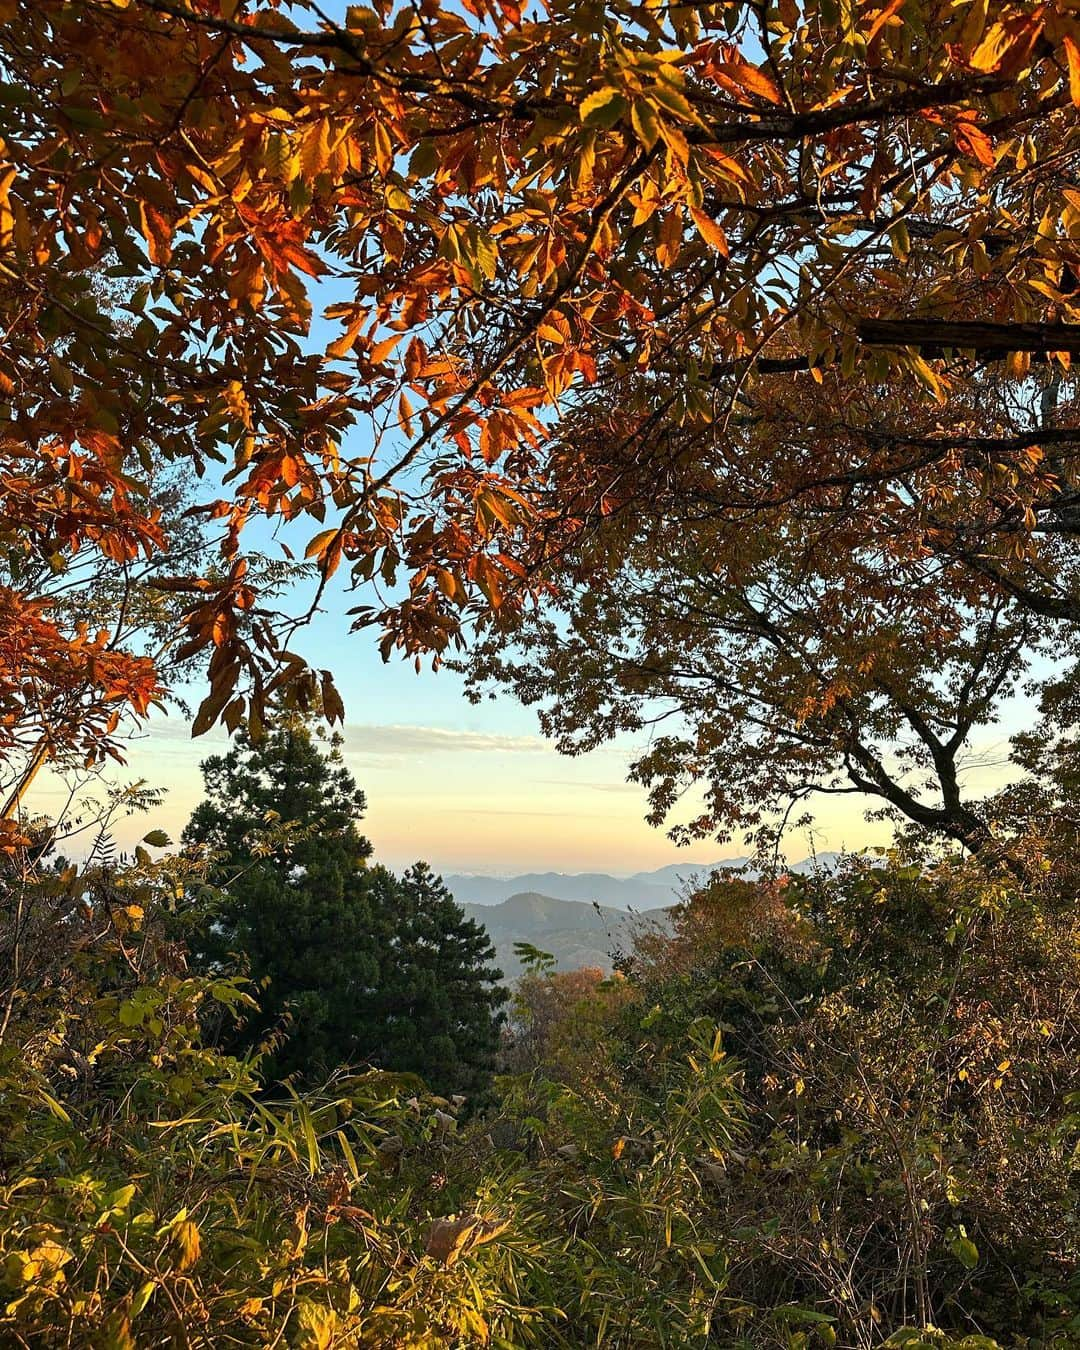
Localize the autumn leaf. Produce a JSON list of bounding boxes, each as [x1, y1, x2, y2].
[[138, 202, 173, 265], [712, 53, 783, 105], [1065, 35, 1080, 108], [649, 82, 696, 123], [580, 87, 627, 128], [0, 0, 1074, 773], [630, 100, 661, 149], [320, 670, 345, 723], [689, 208, 728, 256], [172, 1221, 201, 1272], [373, 120, 394, 177], [951, 112, 995, 167], [300, 118, 331, 178]]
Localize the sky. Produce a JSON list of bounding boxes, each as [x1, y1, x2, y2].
[[31, 590, 1023, 878], [35, 681, 901, 878]]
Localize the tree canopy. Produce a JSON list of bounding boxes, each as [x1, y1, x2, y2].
[[3, 0, 1080, 843]]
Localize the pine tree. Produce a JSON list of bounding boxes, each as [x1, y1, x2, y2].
[[372, 863, 506, 1097], [181, 724, 383, 1080], [181, 725, 505, 1092]]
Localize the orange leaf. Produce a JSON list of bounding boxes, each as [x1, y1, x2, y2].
[[138, 202, 173, 265], [952, 113, 995, 168], [864, 0, 904, 45], [1065, 35, 1080, 107], [370, 333, 404, 364], [689, 207, 729, 256], [713, 54, 782, 105]]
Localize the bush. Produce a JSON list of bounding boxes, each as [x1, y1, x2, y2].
[[1, 835, 1074, 1347]]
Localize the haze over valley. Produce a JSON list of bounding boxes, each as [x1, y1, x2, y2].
[[451, 856, 840, 977]]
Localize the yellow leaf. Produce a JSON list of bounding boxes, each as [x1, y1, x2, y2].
[[575, 131, 596, 188], [700, 146, 753, 191], [659, 119, 690, 167], [305, 528, 340, 560], [373, 120, 394, 177], [689, 207, 728, 255], [173, 1220, 201, 1271], [300, 118, 331, 179], [1006, 349, 1030, 379], [968, 22, 1010, 72], [631, 99, 660, 149], [656, 208, 683, 268], [649, 82, 695, 122]]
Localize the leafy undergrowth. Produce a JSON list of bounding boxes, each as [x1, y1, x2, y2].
[[1, 847, 1077, 1347]]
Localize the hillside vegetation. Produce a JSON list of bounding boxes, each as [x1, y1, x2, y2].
[[1, 830, 1077, 1347]]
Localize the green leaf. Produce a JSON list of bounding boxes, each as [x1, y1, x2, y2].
[[36, 1088, 72, 1125], [107, 1184, 136, 1212], [48, 356, 74, 395], [142, 830, 171, 848], [408, 138, 437, 179], [774, 1306, 837, 1325], [631, 100, 661, 149], [131, 1280, 156, 1317], [580, 87, 627, 129]]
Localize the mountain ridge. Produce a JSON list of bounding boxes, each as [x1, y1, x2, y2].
[[461, 890, 670, 980], [457, 854, 843, 979], [447, 853, 840, 909]]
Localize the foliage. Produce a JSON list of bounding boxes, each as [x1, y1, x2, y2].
[[2, 825, 1072, 1347], [503, 961, 635, 1080], [3, 0, 1080, 807], [180, 724, 506, 1092], [0, 838, 747, 1348], [613, 853, 1080, 1345], [372, 862, 509, 1098], [462, 487, 1043, 859], [2, 5, 1080, 1337], [179, 722, 379, 1080]]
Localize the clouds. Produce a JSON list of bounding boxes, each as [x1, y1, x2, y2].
[[343, 724, 552, 756]]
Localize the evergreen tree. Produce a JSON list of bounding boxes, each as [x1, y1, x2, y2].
[[181, 725, 505, 1093], [181, 724, 382, 1081], [373, 863, 506, 1097]]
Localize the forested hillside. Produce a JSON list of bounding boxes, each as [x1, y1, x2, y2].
[[2, 0, 1080, 1345], [460, 891, 670, 977]]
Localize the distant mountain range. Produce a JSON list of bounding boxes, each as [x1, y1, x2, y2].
[[460, 892, 670, 980], [446, 854, 839, 910], [453, 855, 842, 980]]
